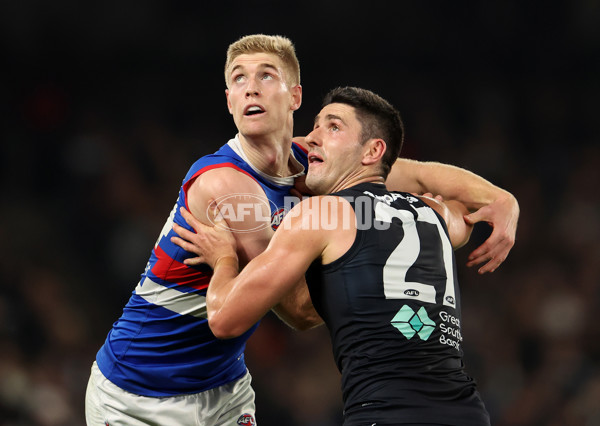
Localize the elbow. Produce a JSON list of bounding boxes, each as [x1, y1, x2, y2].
[[208, 313, 249, 340], [283, 310, 324, 331], [292, 318, 323, 331]]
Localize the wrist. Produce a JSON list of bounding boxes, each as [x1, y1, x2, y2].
[[213, 255, 239, 272]]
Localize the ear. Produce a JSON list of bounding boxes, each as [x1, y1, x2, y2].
[[225, 89, 233, 115], [290, 84, 302, 111], [362, 138, 387, 166]]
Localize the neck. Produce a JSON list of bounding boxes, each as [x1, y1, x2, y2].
[[329, 170, 386, 194], [238, 133, 300, 177]]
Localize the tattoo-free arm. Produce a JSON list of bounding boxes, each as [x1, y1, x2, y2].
[[388, 158, 519, 273], [173, 198, 328, 339], [206, 199, 328, 339], [272, 278, 323, 331]]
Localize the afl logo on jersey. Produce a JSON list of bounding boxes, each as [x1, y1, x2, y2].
[[208, 193, 278, 233], [271, 207, 286, 230], [404, 289, 420, 297], [445, 296, 455, 305], [237, 414, 255, 426]]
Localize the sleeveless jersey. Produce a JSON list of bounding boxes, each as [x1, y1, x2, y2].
[[306, 182, 490, 426], [96, 135, 307, 397]]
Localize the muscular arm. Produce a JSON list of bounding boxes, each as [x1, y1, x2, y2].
[[418, 196, 474, 249], [177, 198, 330, 339], [387, 158, 509, 210], [176, 173, 323, 331], [271, 278, 323, 331], [186, 167, 273, 267], [294, 137, 517, 273], [387, 158, 519, 274]]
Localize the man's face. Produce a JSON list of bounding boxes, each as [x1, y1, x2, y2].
[[304, 103, 365, 195], [225, 52, 301, 138]]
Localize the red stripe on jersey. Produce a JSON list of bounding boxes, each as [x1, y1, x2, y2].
[[151, 245, 211, 291], [293, 141, 308, 154], [182, 162, 260, 210]]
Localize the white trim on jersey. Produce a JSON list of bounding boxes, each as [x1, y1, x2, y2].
[[228, 134, 305, 185], [135, 277, 208, 319]]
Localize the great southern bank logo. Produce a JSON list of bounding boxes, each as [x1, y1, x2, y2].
[[391, 305, 436, 341]]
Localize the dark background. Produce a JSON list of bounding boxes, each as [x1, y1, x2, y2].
[[2, 1, 599, 425]]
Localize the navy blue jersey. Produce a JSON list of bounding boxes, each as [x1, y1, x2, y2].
[[96, 135, 307, 397], [306, 182, 489, 426]]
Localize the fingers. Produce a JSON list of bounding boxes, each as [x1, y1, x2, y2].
[[462, 193, 518, 274], [172, 222, 197, 242], [170, 234, 203, 258], [466, 234, 512, 274], [289, 188, 302, 199], [464, 209, 485, 225], [180, 206, 204, 232], [183, 257, 205, 266]]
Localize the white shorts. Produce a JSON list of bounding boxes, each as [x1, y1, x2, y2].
[[85, 361, 256, 426]]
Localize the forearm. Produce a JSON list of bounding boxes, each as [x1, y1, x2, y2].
[[420, 162, 512, 211], [389, 158, 514, 211], [272, 280, 324, 331], [207, 252, 308, 339], [206, 257, 240, 324]]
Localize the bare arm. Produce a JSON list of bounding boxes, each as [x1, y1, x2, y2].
[[173, 198, 330, 339], [271, 278, 323, 331], [173, 182, 323, 331], [388, 158, 519, 274], [417, 196, 474, 249], [185, 168, 274, 266]]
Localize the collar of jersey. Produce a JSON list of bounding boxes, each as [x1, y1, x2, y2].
[[228, 134, 305, 186]]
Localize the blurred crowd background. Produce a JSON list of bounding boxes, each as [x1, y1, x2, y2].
[[2, 1, 599, 425]]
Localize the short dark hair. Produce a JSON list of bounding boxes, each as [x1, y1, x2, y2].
[[322, 87, 404, 178]]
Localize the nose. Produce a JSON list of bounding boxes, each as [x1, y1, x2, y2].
[[305, 128, 321, 147], [245, 77, 260, 97]]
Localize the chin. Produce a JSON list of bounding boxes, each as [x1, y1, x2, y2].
[[305, 180, 327, 196]]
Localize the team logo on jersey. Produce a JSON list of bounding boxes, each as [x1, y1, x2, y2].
[[271, 207, 286, 230], [391, 305, 436, 341], [237, 413, 256, 426]]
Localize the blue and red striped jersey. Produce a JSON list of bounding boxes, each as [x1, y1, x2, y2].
[[96, 136, 308, 396]]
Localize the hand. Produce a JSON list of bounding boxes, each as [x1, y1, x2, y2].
[[171, 206, 238, 268], [464, 193, 519, 274], [290, 174, 315, 199]]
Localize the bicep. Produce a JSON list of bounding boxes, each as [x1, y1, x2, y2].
[[187, 168, 274, 265]]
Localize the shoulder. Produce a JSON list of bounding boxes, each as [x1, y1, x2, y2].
[[186, 166, 268, 228], [190, 166, 265, 201], [282, 195, 355, 235], [292, 136, 309, 153]]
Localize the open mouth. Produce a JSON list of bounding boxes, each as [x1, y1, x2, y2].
[[244, 105, 265, 116], [308, 153, 324, 164]]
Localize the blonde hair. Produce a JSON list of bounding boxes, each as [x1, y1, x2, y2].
[[224, 34, 301, 88]]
